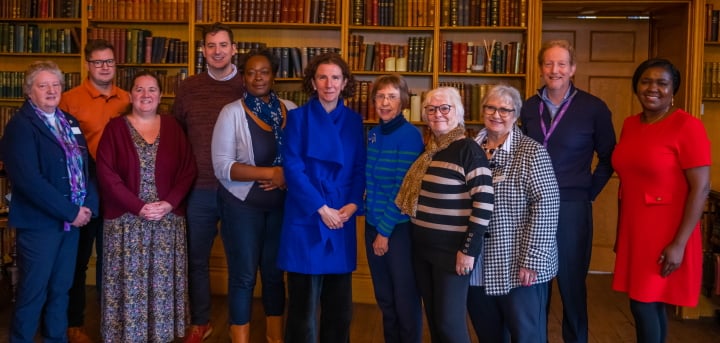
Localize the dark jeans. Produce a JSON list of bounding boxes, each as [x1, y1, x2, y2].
[[285, 272, 352, 343], [468, 282, 549, 343], [186, 187, 221, 325], [67, 215, 102, 327], [365, 223, 423, 343], [548, 200, 593, 343], [629, 300, 667, 343], [413, 251, 471, 343], [218, 187, 285, 324], [12, 228, 79, 343]]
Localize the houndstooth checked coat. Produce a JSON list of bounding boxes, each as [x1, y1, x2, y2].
[[473, 126, 560, 296]]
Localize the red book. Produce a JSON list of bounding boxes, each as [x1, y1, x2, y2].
[[452, 42, 460, 73], [296, 0, 305, 23]]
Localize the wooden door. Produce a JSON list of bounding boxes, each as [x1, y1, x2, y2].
[[541, 18, 649, 272]]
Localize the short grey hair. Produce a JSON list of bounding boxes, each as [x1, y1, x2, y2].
[[24, 60, 64, 97], [481, 84, 523, 120], [421, 86, 465, 127]]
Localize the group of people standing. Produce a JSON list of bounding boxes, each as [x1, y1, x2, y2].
[[0, 19, 710, 343]]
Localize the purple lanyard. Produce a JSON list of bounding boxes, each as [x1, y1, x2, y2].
[[538, 90, 577, 147]]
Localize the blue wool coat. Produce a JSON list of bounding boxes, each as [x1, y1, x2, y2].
[[277, 97, 366, 274]]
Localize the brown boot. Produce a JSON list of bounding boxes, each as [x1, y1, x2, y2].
[[265, 316, 284, 343], [67, 326, 93, 343], [229, 324, 249, 343]]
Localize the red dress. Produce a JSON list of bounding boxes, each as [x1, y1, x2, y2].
[[611, 109, 710, 306]]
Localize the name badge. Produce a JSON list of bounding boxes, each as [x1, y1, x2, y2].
[[72, 126, 82, 135], [493, 175, 506, 183]]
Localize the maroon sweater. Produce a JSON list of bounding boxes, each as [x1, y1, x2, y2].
[[96, 115, 198, 219], [173, 71, 244, 189]]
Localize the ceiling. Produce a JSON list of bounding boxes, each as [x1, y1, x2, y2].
[[542, 1, 686, 18]]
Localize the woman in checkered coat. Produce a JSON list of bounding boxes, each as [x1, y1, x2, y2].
[[467, 84, 560, 343]]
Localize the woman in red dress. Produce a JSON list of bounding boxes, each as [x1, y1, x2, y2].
[[611, 58, 711, 343]]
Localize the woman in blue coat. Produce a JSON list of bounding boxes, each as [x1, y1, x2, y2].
[[2, 61, 98, 343], [277, 52, 365, 343]]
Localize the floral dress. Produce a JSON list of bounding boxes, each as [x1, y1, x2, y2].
[[102, 118, 187, 342]]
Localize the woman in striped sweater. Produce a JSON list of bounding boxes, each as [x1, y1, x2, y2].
[[365, 74, 425, 343], [395, 86, 494, 343]]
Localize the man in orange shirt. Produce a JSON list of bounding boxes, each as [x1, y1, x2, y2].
[[58, 39, 130, 343]]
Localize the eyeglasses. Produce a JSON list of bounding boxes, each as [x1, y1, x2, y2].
[[87, 59, 115, 67], [374, 94, 400, 102], [482, 105, 515, 118], [424, 104, 453, 115]]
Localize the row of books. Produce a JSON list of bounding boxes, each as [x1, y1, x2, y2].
[[196, 0, 338, 24], [276, 90, 309, 107], [351, 0, 436, 27], [707, 4, 720, 42], [441, 40, 524, 74], [87, 27, 190, 65], [115, 68, 188, 97], [440, 0, 527, 27], [0, 71, 81, 99], [347, 80, 509, 124], [194, 41, 340, 76], [0, 106, 17, 141], [438, 81, 508, 121], [347, 35, 433, 73], [88, 0, 189, 21], [0, 0, 80, 19], [0, 23, 80, 54], [703, 62, 720, 99]]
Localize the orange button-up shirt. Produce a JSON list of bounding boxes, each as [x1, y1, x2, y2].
[[59, 79, 131, 159]]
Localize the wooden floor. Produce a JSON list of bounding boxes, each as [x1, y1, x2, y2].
[[1, 274, 719, 342]]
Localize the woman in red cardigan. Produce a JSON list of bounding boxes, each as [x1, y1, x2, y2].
[[96, 71, 197, 342]]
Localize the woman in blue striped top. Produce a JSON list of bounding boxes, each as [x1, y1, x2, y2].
[[395, 86, 494, 343], [365, 74, 425, 343]]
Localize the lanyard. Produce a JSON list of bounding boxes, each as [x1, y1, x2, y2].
[[538, 90, 577, 147]]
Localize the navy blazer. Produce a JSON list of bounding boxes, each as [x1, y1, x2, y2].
[[1, 100, 99, 230]]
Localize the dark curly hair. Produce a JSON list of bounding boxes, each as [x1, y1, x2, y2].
[[239, 48, 279, 76], [301, 52, 356, 98], [632, 58, 681, 95]]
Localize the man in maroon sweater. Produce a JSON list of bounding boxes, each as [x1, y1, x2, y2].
[[173, 22, 244, 343]]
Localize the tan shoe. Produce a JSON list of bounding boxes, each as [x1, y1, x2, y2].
[[183, 324, 213, 343], [67, 326, 93, 343]]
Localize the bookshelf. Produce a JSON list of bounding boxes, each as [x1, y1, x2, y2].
[[0, 0, 536, 303]]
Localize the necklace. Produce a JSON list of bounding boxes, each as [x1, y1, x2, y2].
[[644, 107, 673, 124], [481, 138, 502, 156]]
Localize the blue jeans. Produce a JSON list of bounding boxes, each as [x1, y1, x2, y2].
[[11, 227, 79, 343], [285, 272, 352, 343], [365, 223, 423, 343], [218, 186, 285, 324], [468, 282, 549, 343], [186, 187, 220, 325]]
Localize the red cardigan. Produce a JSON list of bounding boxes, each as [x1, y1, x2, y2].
[[96, 114, 197, 219]]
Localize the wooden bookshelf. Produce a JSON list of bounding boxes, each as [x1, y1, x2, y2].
[[0, 0, 536, 305]]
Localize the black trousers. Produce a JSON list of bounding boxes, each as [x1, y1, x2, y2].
[[284, 272, 352, 343], [67, 215, 102, 327]]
